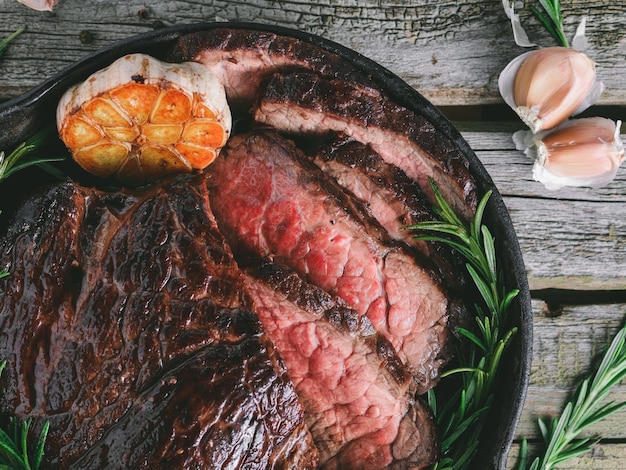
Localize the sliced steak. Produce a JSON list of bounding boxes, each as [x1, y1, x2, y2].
[[0, 175, 318, 469], [244, 260, 438, 469], [208, 131, 452, 393], [311, 136, 470, 296], [253, 71, 478, 220], [170, 28, 374, 113]]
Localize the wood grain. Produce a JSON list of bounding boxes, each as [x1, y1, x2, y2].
[[506, 302, 626, 468], [462, 131, 626, 291], [1, 0, 625, 106]]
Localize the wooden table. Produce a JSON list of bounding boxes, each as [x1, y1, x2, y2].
[[1, 1, 625, 468]]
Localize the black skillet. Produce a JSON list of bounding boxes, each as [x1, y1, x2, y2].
[[0, 22, 532, 469]]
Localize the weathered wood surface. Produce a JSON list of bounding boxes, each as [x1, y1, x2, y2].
[[507, 302, 626, 469], [0, 0, 625, 106], [1, 1, 626, 469], [466, 130, 626, 292], [473, 127, 626, 466]]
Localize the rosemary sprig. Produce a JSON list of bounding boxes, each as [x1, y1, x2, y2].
[[0, 27, 24, 59], [404, 179, 519, 469], [0, 361, 49, 470], [519, 324, 626, 470], [0, 126, 65, 184], [530, 0, 569, 47]]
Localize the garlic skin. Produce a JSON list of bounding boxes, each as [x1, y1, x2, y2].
[[57, 53, 231, 185], [499, 47, 604, 133], [519, 118, 624, 190], [17, 0, 58, 11]]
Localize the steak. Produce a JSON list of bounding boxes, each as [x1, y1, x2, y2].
[[170, 28, 374, 113], [207, 130, 453, 393], [0, 175, 318, 469], [311, 137, 470, 296], [244, 260, 438, 469], [253, 71, 478, 220]]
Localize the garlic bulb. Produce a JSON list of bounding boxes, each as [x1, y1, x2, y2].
[[499, 47, 604, 133], [516, 117, 624, 190], [57, 53, 231, 185]]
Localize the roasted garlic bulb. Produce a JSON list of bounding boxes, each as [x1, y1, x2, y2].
[[57, 53, 231, 185]]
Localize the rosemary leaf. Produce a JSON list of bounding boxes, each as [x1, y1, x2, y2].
[[456, 327, 488, 352], [530, 0, 569, 47], [0, 27, 24, 58], [0, 126, 65, 183]]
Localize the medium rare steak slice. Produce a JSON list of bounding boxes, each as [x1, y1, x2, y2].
[[208, 131, 452, 393], [244, 260, 438, 469], [311, 137, 469, 295], [0, 175, 318, 469], [169, 28, 374, 112], [253, 71, 478, 220]]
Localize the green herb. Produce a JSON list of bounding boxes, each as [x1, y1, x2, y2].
[[0, 361, 49, 470], [0, 27, 24, 59], [530, 0, 569, 47], [0, 127, 65, 184], [404, 179, 519, 469], [518, 324, 626, 470], [0, 223, 6, 278]]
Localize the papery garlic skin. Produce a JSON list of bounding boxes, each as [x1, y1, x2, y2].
[[17, 0, 58, 11], [499, 47, 604, 133], [57, 53, 231, 185], [525, 118, 624, 190]]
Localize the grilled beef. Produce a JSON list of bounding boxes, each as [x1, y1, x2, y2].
[[0, 175, 318, 469], [253, 71, 477, 220], [207, 131, 453, 393], [311, 137, 470, 297], [169, 28, 374, 112], [244, 260, 439, 469], [0, 27, 483, 468]]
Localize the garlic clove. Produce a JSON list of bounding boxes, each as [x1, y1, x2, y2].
[[17, 0, 58, 11], [524, 118, 624, 190], [57, 53, 231, 185], [498, 47, 602, 133]]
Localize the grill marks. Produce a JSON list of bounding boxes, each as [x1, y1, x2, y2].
[[254, 71, 478, 221], [170, 28, 376, 112]]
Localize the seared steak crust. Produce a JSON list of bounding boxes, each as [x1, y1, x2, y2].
[[0, 176, 318, 469], [254, 71, 478, 220], [208, 130, 452, 393], [170, 28, 374, 112], [245, 260, 438, 469]]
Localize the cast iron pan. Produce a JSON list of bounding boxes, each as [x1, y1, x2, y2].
[[0, 22, 532, 469]]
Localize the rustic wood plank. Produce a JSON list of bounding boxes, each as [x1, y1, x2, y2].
[[507, 442, 626, 470], [503, 301, 626, 468], [456, 131, 626, 291], [0, 0, 625, 107], [516, 301, 626, 439]]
